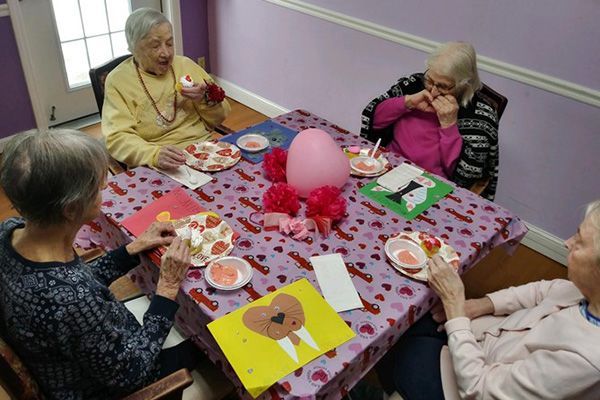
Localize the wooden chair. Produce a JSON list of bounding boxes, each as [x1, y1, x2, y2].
[[89, 55, 131, 175], [89, 54, 132, 116], [0, 334, 192, 400], [479, 83, 508, 120], [468, 83, 507, 196]]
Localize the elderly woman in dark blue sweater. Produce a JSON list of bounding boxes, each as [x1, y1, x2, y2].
[[0, 129, 198, 399]]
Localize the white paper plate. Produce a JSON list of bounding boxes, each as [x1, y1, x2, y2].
[[205, 256, 253, 290], [350, 156, 384, 175], [386, 232, 459, 282], [385, 237, 427, 270], [236, 134, 270, 153]]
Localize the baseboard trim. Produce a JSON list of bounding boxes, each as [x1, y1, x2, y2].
[[521, 223, 568, 266], [0, 4, 9, 17], [212, 76, 289, 118], [213, 75, 569, 266], [263, 0, 600, 108]]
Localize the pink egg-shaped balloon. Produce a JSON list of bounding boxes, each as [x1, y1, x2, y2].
[[286, 128, 350, 198]]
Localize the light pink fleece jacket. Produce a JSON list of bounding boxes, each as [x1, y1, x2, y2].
[[440, 279, 600, 399], [372, 97, 462, 178]]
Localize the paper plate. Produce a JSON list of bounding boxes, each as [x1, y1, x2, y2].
[[236, 134, 270, 153], [185, 140, 241, 172], [386, 231, 459, 281], [173, 212, 235, 266], [345, 148, 391, 177], [385, 237, 427, 270], [205, 256, 253, 290]]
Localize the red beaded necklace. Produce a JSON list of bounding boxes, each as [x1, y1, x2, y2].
[[135, 61, 177, 124]]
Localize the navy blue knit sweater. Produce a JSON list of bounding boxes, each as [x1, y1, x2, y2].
[[0, 218, 178, 399]]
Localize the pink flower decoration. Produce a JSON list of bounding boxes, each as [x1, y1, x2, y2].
[[262, 183, 301, 215], [306, 185, 347, 222], [263, 148, 288, 183]]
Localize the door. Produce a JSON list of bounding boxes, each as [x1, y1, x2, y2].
[[18, 0, 161, 126]]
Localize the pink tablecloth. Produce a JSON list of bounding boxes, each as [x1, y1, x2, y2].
[[76, 110, 527, 399]]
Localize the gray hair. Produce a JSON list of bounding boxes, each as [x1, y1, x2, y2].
[[585, 199, 600, 265], [125, 7, 171, 53], [426, 41, 482, 107], [0, 129, 108, 226]]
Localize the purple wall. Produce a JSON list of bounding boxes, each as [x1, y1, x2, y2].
[[299, 0, 600, 88], [208, 0, 600, 240], [0, 14, 36, 138], [180, 0, 210, 70]]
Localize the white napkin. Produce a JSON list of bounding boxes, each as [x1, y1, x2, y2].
[[376, 162, 423, 192], [155, 165, 212, 189], [310, 254, 363, 312]]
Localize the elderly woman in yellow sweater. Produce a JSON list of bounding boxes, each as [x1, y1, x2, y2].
[[102, 8, 231, 169]]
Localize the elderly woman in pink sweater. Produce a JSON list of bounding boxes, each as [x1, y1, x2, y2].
[[376, 200, 600, 399], [360, 42, 500, 201]]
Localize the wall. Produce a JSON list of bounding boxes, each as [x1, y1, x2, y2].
[[207, 0, 600, 241], [0, 1, 36, 139], [180, 0, 210, 68]]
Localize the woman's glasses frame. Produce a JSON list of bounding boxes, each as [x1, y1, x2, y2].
[[422, 70, 455, 94]]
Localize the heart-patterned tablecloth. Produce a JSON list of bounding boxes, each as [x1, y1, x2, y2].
[[76, 109, 527, 400]]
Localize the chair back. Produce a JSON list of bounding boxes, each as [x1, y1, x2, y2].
[[478, 83, 507, 120], [89, 54, 131, 115], [0, 335, 43, 400]]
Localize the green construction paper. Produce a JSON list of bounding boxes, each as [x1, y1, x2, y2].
[[359, 173, 453, 220]]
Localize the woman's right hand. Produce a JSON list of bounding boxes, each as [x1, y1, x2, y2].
[[157, 145, 186, 170], [156, 237, 191, 300], [405, 90, 435, 113]]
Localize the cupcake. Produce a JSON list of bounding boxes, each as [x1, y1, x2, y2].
[[175, 75, 194, 92]]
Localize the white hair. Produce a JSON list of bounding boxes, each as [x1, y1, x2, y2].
[[426, 41, 482, 107], [0, 129, 108, 226], [125, 8, 171, 53], [585, 199, 600, 265]]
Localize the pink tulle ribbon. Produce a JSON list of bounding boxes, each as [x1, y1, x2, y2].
[[263, 212, 313, 240]]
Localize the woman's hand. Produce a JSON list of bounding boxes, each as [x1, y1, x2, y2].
[[156, 237, 191, 300], [405, 90, 435, 112], [431, 297, 495, 325], [157, 145, 186, 170], [126, 221, 176, 255], [431, 94, 459, 128], [427, 255, 466, 320], [180, 82, 207, 101]]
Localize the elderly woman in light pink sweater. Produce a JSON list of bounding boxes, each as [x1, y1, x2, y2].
[[377, 200, 600, 400]]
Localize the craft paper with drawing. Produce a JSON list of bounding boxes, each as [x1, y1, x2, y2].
[[207, 279, 355, 398]]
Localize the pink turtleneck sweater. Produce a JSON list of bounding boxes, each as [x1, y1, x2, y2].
[[372, 97, 462, 178]]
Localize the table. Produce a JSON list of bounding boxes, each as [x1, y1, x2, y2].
[[76, 109, 527, 399]]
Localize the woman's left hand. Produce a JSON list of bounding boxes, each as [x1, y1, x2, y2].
[[180, 82, 207, 101], [427, 255, 466, 320], [431, 94, 459, 128], [126, 221, 177, 255]]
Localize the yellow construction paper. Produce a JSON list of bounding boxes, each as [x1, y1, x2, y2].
[[207, 279, 355, 398]]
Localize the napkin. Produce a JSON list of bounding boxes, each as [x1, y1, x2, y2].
[[310, 254, 363, 312], [154, 165, 212, 189]]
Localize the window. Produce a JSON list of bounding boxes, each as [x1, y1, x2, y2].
[[51, 0, 131, 89]]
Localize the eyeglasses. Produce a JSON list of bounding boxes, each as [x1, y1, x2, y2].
[[422, 70, 455, 94]]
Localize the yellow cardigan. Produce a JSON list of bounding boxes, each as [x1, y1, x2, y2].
[[102, 55, 231, 167]]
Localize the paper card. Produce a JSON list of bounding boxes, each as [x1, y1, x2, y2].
[[120, 187, 206, 237], [207, 279, 355, 398], [310, 254, 363, 312], [376, 162, 423, 192], [154, 165, 212, 189], [360, 173, 453, 220], [385, 180, 424, 205]]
